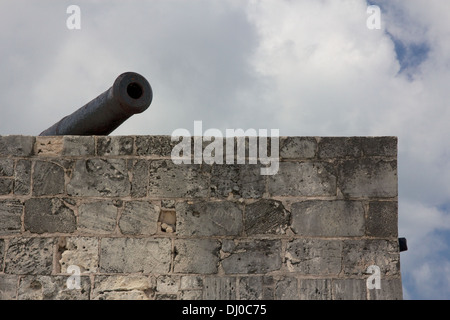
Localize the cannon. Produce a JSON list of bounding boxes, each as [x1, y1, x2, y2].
[[39, 72, 152, 136]]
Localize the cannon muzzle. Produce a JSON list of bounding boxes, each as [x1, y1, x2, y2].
[[39, 72, 152, 136]]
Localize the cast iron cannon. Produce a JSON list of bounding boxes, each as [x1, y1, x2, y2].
[[39, 72, 152, 136]]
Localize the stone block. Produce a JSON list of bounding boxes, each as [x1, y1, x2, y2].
[[59, 237, 99, 273], [368, 278, 403, 300], [221, 240, 282, 274], [157, 275, 179, 294], [244, 199, 290, 235], [285, 239, 342, 275], [136, 135, 176, 157], [0, 159, 14, 176], [366, 201, 398, 237], [67, 159, 130, 197], [129, 159, 149, 197], [34, 137, 63, 156], [14, 160, 31, 195], [298, 279, 332, 300], [203, 277, 236, 300], [337, 159, 397, 198], [268, 162, 336, 196], [0, 136, 35, 157], [119, 201, 160, 235], [332, 279, 366, 300], [148, 160, 209, 198], [0, 178, 13, 195], [17, 275, 90, 300], [175, 201, 242, 236], [291, 200, 365, 237], [32, 161, 65, 196], [96, 136, 134, 156], [100, 238, 171, 273], [62, 136, 95, 156], [0, 200, 23, 235], [361, 137, 397, 157], [0, 275, 18, 299], [180, 276, 203, 290], [5, 237, 54, 275], [77, 201, 118, 234], [210, 164, 265, 199], [238, 277, 263, 300], [173, 239, 220, 274], [318, 137, 362, 159], [280, 137, 317, 159], [24, 198, 76, 234], [92, 275, 153, 300], [274, 277, 298, 300]]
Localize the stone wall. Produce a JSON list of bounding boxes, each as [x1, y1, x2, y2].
[[0, 135, 402, 300]]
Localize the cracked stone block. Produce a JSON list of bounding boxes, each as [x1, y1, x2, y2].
[[337, 159, 397, 198], [17, 275, 90, 300], [368, 278, 403, 300], [175, 201, 242, 236], [92, 275, 153, 300], [221, 240, 282, 274], [148, 160, 209, 198], [173, 239, 220, 274], [210, 164, 265, 199], [67, 159, 130, 197], [244, 199, 290, 235], [285, 239, 342, 275], [32, 161, 65, 196], [34, 137, 63, 156], [5, 237, 54, 275], [341, 239, 400, 277], [268, 162, 336, 196], [59, 237, 99, 273], [0, 275, 18, 299], [24, 198, 76, 234], [361, 137, 397, 157], [78, 201, 118, 234], [14, 160, 31, 195], [62, 136, 95, 156], [279, 137, 317, 159], [119, 201, 160, 235], [0, 136, 35, 157], [129, 159, 149, 198], [366, 201, 398, 237], [203, 277, 236, 300], [0, 200, 22, 235], [318, 137, 362, 159], [291, 200, 365, 237], [274, 277, 298, 300], [298, 279, 332, 300], [100, 238, 171, 273], [96, 136, 134, 156], [332, 279, 366, 300], [239, 277, 263, 300]]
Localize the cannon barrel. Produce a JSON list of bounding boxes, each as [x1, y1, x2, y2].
[[39, 72, 152, 136]]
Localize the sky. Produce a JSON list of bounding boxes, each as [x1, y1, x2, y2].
[[1, 0, 449, 300]]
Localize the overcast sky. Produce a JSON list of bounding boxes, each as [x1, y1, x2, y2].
[[1, 0, 449, 300]]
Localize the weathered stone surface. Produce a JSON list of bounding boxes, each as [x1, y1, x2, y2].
[[119, 201, 160, 235], [157, 275, 179, 294], [129, 159, 149, 197], [298, 279, 331, 300], [0, 275, 18, 299], [274, 277, 298, 300], [17, 275, 90, 300], [0, 178, 13, 195], [63, 136, 95, 156], [0, 200, 22, 235], [180, 290, 202, 300], [221, 240, 282, 274], [136, 135, 176, 157], [244, 199, 290, 235], [59, 237, 99, 273], [14, 160, 31, 195], [0, 239, 4, 269], [332, 279, 366, 300], [67, 159, 130, 197], [361, 137, 397, 157], [0, 136, 35, 157], [174, 239, 220, 274], [210, 164, 265, 199], [318, 137, 362, 159], [203, 277, 236, 300], [368, 278, 403, 300], [92, 275, 153, 300], [0, 159, 14, 176], [238, 277, 263, 300], [34, 137, 63, 156], [341, 239, 400, 276], [100, 238, 171, 273], [285, 239, 342, 275], [268, 162, 336, 196], [77, 201, 118, 234], [280, 137, 317, 159], [291, 200, 365, 237], [32, 161, 65, 196], [366, 201, 398, 237], [5, 237, 54, 274], [96, 136, 134, 156], [24, 198, 76, 234], [176, 201, 242, 236], [180, 276, 203, 290], [338, 159, 397, 198], [148, 160, 209, 198]]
